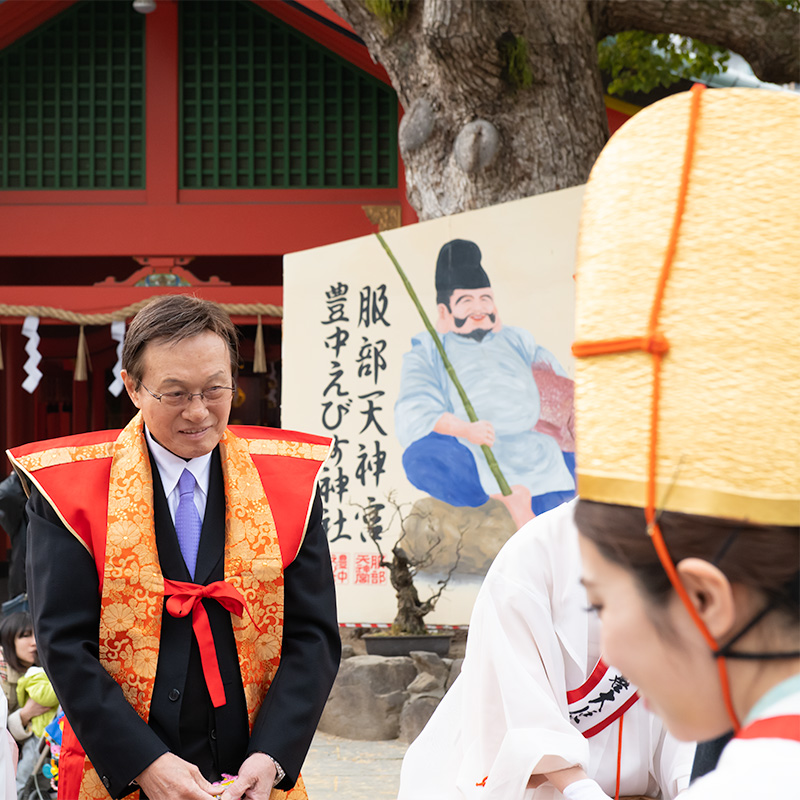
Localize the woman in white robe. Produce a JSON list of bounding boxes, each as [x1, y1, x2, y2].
[[0, 687, 18, 798], [398, 500, 695, 800], [571, 86, 799, 800]]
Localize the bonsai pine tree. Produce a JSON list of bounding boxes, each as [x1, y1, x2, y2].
[[359, 492, 463, 636]]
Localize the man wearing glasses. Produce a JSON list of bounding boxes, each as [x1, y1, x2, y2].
[[9, 295, 340, 800]]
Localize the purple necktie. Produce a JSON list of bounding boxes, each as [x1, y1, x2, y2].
[[175, 469, 202, 580]]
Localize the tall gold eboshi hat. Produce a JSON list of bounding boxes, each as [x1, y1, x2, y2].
[[573, 86, 800, 529]]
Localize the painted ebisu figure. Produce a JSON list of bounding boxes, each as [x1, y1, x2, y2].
[[394, 239, 576, 528]]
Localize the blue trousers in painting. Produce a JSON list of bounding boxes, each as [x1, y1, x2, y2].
[[402, 432, 576, 517]]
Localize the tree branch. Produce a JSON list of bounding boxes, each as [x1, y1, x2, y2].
[[595, 0, 799, 84], [353, 492, 463, 633], [418, 533, 465, 616]]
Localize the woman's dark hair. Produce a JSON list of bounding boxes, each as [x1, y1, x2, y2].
[[575, 500, 800, 625], [0, 611, 36, 673], [122, 295, 240, 387]]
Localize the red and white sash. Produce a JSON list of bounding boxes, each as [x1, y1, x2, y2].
[[567, 659, 639, 738]]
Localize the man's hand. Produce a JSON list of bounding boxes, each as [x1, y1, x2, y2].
[[135, 752, 218, 800], [463, 420, 495, 446], [219, 753, 277, 800], [434, 412, 495, 446]]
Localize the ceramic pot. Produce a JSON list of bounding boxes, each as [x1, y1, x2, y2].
[[362, 634, 452, 657]]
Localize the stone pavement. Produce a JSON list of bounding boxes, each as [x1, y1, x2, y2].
[[302, 730, 409, 800]]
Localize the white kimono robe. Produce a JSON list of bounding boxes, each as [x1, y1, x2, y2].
[[680, 676, 800, 799], [0, 689, 16, 798], [398, 500, 694, 800]]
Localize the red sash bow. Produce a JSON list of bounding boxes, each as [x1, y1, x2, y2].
[[163, 578, 260, 708]]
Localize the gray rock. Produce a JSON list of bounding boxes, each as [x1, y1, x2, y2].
[[341, 644, 356, 659], [318, 656, 417, 740], [319, 686, 408, 740], [409, 651, 449, 686], [335, 655, 417, 693], [399, 695, 441, 744], [407, 671, 443, 695], [447, 658, 464, 691]]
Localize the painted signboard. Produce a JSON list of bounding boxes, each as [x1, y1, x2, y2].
[[283, 187, 584, 625]]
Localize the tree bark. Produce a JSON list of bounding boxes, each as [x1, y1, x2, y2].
[[328, 0, 798, 220], [387, 546, 428, 634], [328, 0, 608, 220]]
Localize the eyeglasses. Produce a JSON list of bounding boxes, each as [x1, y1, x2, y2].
[[140, 384, 235, 407]]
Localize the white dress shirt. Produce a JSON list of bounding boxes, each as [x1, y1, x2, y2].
[[144, 426, 212, 525]]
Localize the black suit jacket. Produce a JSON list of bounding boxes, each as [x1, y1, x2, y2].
[[26, 444, 340, 799]]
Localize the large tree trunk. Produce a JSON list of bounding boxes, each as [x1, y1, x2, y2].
[[327, 0, 798, 221], [328, 0, 608, 220]]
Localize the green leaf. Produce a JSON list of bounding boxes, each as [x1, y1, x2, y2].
[[598, 32, 730, 96]]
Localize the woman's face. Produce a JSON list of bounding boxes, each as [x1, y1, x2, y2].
[[14, 630, 37, 669], [578, 535, 732, 742]]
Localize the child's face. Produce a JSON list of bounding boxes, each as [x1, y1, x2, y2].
[[15, 630, 36, 668]]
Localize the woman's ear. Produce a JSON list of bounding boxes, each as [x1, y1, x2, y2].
[[675, 558, 737, 640]]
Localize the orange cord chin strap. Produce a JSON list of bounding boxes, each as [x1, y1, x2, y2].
[[614, 714, 623, 800], [572, 83, 740, 732]]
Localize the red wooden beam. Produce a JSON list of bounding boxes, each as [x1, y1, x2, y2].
[[286, 0, 357, 33], [0, 0, 416, 258], [0, 191, 146, 207], [146, 1, 180, 205], [0, 199, 402, 256], [3, 326, 28, 456], [0, 0, 79, 52]]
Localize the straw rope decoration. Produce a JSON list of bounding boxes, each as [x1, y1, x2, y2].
[[0, 301, 283, 324], [0, 301, 281, 382], [572, 84, 740, 731]]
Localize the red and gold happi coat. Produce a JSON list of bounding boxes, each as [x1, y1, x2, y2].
[[8, 412, 331, 800]]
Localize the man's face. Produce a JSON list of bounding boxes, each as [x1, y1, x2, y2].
[[121, 331, 233, 460], [438, 287, 498, 336]]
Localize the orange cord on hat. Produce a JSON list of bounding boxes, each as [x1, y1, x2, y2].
[[572, 83, 741, 732], [614, 713, 623, 800]]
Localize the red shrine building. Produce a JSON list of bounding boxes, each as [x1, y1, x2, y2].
[[0, 0, 634, 569], [0, 0, 419, 454]]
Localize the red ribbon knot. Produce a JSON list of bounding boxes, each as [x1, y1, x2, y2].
[[163, 578, 260, 708]]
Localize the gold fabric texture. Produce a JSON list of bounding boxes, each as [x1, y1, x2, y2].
[[11, 441, 114, 471], [247, 437, 330, 463], [83, 414, 286, 799], [574, 88, 800, 525]]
